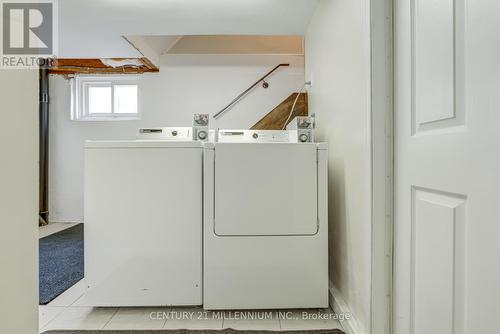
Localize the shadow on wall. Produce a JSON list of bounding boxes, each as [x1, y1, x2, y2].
[[329, 158, 347, 289]]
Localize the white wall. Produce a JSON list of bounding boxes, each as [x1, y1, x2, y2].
[[49, 54, 304, 222], [0, 70, 39, 334], [305, 1, 372, 333]]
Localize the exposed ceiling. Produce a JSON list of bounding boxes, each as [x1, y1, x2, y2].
[[57, 0, 318, 58], [164, 35, 303, 55], [124, 35, 304, 67], [48, 58, 159, 75], [140, 36, 182, 55]]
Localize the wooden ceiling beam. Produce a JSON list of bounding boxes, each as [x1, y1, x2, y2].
[[49, 58, 159, 75], [139, 57, 158, 71]]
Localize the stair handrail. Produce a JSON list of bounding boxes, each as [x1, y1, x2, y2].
[[213, 63, 290, 119]]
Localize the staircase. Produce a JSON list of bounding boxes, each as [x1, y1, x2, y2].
[[251, 93, 308, 130]]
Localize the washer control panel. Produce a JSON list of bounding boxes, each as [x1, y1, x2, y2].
[[137, 127, 193, 140]]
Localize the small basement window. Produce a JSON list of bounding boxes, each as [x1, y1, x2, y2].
[[71, 76, 141, 120]]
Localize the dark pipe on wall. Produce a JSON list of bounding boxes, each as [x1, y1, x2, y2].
[[39, 67, 49, 226]]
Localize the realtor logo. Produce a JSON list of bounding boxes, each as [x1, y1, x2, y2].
[[1, 0, 57, 68]]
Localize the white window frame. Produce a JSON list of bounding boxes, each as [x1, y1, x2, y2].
[[71, 75, 142, 121]]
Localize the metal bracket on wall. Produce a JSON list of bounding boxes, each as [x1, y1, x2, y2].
[[40, 92, 49, 104]]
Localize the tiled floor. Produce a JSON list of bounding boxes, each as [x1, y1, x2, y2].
[[39, 281, 344, 333], [39, 223, 343, 332]]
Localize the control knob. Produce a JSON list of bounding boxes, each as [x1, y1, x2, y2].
[[299, 133, 309, 143], [198, 131, 207, 140]]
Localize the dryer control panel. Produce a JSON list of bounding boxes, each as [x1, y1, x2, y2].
[[286, 116, 315, 143], [217, 130, 296, 143]]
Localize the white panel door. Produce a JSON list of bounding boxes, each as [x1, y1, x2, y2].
[[394, 0, 500, 333]]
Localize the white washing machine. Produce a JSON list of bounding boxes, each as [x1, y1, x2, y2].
[[203, 129, 329, 309], [84, 121, 208, 306]]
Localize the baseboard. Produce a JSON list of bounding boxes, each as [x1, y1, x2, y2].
[[329, 281, 366, 334]]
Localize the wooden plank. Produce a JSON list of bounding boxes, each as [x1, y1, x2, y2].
[[251, 93, 308, 130], [139, 57, 158, 70], [49, 58, 159, 75]]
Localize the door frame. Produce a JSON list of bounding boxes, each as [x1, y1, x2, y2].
[[370, 0, 394, 333]]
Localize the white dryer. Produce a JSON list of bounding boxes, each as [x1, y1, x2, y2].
[[84, 123, 207, 306], [203, 130, 329, 309]]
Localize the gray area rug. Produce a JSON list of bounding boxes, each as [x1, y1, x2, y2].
[[42, 330, 344, 334], [39, 224, 84, 304]]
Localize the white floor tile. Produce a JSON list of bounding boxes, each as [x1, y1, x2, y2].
[[39, 222, 79, 239], [70, 292, 92, 307], [39, 306, 65, 332], [104, 307, 167, 330], [42, 306, 117, 331], [38, 305, 344, 332], [163, 308, 223, 330], [46, 279, 86, 307], [279, 309, 343, 331], [222, 310, 281, 330]]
